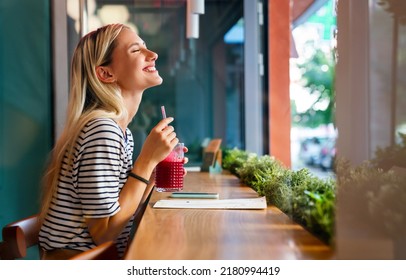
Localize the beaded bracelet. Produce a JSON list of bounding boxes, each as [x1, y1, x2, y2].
[[128, 172, 150, 185]]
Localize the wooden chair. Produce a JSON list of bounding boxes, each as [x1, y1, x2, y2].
[[0, 217, 118, 260], [129, 185, 154, 239], [0, 186, 154, 260], [69, 188, 153, 260], [0, 214, 41, 260], [69, 240, 119, 260], [69, 185, 154, 261]]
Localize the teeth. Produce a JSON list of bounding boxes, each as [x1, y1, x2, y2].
[[144, 66, 156, 72]]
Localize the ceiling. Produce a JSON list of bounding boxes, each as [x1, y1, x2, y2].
[[91, 0, 330, 50], [94, 0, 329, 24]]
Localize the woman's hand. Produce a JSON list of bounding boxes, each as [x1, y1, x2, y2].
[[183, 146, 189, 177], [137, 117, 179, 168]]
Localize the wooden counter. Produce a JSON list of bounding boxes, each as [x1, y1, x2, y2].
[[124, 171, 333, 260]]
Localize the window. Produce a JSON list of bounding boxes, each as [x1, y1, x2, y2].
[[64, 0, 266, 166]]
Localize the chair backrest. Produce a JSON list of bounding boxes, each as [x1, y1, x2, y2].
[[0, 188, 153, 260], [0, 214, 40, 260], [129, 185, 154, 239], [69, 240, 119, 260]]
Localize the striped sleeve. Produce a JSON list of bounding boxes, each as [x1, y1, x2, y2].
[[75, 119, 125, 218]]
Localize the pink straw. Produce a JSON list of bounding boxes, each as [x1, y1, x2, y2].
[[161, 105, 167, 119]]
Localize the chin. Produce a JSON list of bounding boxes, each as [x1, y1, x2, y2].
[[145, 78, 163, 90], [153, 76, 163, 86]]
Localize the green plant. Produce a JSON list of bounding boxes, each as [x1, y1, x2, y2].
[[236, 155, 287, 196], [223, 138, 406, 246], [222, 148, 253, 177], [336, 157, 406, 239], [223, 149, 336, 244], [368, 176, 406, 238], [371, 132, 406, 170]]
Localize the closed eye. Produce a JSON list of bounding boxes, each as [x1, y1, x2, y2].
[[128, 41, 146, 53]]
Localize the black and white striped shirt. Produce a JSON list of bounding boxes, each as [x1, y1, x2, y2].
[[39, 118, 134, 257]]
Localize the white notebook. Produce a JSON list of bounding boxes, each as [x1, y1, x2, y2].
[[153, 196, 267, 210]]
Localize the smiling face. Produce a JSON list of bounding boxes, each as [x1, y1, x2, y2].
[[104, 27, 163, 93]]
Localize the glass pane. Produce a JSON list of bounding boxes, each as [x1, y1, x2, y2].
[[337, 0, 406, 260], [224, 18, 245, 150], [290, 0, 337, 179], [68, 0, 245, 166]]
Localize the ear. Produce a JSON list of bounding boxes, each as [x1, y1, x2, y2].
[[95, 66, 116, 83]]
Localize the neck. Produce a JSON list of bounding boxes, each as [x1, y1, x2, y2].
[[117, 90, 143, 131]]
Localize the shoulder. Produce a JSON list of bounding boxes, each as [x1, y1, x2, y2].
[[83, 118, 123, 139], [77, 118, 126, 148], [85, 118, 120, 132]]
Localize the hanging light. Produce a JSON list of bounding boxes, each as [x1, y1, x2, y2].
[[186, 0, 200, 38], [189, 0, 205, 15], [186, 13, 199, 38]]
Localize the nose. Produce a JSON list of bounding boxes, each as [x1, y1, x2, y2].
[[146, 49, 158, 61]]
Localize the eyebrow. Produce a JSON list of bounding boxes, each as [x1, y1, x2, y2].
[[128, 41, 146, 49]]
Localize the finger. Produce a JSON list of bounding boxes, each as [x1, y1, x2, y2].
[[163, 131, 177, 144], [170, 137, 180, 147], [156, 117, 174, 130], [183, 146, 189, 153], [183, 157, 189, 164], [161, 125, 175, 136]]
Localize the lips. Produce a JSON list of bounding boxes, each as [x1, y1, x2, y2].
[[143, 66, 157, 72]]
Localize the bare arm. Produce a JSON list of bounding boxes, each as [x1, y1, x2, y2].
[[85, 117, 178, 245]]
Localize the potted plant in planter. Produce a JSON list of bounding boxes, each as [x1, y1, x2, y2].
[[222, 148, 336, 245], [223, 135, 406, 258], [335, 133, 406, 259]]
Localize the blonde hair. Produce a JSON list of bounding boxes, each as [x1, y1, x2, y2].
[[40, 24, 127, 222]]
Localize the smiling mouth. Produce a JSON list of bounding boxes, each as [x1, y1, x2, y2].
[[144, 66, 157, 72]]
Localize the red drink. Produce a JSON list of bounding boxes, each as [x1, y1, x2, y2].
[[155, 143, 184, 192]]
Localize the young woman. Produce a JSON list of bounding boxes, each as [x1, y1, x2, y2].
[[39, 23, 185, 259]]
